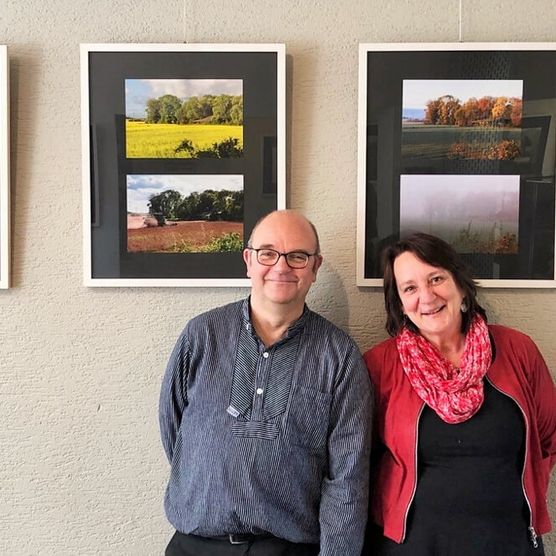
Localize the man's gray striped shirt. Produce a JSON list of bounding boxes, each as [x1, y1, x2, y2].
[[159, 299, 372, 556]]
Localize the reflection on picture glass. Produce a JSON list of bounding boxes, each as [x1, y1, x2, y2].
[[127, 174, 244, 253], [401, 79, 523, 162], [400, 174, 520, 254], [125, 79, 243, 159]]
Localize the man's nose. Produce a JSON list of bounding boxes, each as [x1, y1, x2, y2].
[[274, 253, 292, 270]]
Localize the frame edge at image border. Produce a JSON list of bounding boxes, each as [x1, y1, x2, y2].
[[0, 46, 10, 289]]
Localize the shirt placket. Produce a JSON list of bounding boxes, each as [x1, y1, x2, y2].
[[251, 345, 272, 421]]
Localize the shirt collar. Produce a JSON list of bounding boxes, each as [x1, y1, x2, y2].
[[241, 297, 309, 341]]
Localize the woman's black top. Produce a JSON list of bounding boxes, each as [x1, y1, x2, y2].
[[365, 381, 544, 555]]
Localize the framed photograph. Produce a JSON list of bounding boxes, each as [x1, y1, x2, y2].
[[357, 43, 556, 287], [81, 43, 285, 287], [0, 46, 9, 289]]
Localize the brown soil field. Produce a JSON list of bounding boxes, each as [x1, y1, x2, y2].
[[127, 220, 243, 253]]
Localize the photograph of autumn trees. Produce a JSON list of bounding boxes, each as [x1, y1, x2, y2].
[[400, 174, 519, 254], [125, 79, 243, 159], [127, 174, 243, 253], [402, 79, 523, 162]]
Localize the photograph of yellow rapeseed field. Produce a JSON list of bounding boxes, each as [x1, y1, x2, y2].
[[125, 79, 243, 159]]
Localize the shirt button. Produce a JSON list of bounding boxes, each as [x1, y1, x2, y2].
[[262, 352, 269, 358], [256, 388, 264, 395]]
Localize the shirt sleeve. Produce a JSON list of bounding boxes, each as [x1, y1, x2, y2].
[[529, 341, 556, 470], [318, 345, 373, 556], [159, 329, 190, 463]]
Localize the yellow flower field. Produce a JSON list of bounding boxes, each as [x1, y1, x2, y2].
[[126, 121, 243, 158]]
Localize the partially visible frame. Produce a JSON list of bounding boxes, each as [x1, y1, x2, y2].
[[0, 46, 9, 289], [81, 43, 285, 287], [357, 43, 556, 287]]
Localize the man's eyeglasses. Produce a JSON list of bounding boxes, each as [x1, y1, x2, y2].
[[248, 247, 318, 269]]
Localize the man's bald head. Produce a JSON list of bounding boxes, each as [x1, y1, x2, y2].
[[247, 210, 321, 255]]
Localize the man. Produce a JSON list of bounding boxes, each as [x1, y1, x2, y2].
[[160, 210, 372, 556]]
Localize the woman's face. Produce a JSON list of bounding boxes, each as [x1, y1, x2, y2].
[[393, 251, 465, 343]]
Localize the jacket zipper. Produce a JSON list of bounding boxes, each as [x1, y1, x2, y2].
[[401, 403, 425, 542], [486, 377, 539, 549]]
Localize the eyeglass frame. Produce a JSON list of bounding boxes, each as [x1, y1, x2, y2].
[[247, 247, 320, 269]]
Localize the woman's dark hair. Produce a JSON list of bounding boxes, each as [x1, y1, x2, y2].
[[382, 232, 487, 337]]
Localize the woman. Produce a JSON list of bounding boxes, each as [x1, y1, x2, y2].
[[363, 233, 556, 555]]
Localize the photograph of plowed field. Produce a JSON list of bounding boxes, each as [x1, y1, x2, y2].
[[127, 220, 243, 253]]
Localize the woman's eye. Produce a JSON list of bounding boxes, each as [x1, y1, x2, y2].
[[403, 285, 415, 293]]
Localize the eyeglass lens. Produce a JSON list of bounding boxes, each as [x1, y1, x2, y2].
[[256, 249, 309, 268]]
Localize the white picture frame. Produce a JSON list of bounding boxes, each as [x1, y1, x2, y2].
[[358, 43, 556, 288], [81, 43, 286, 287]]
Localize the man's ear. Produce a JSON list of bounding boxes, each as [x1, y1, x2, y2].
[[243, 248, 252, 277], [312, 255, 323, 279]]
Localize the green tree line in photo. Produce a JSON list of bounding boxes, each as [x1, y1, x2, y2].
[[148, 189, 243, 222], [143, 94, 243, 125]]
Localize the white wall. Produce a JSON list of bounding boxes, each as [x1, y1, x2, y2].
[[1, 0, 555, 553]]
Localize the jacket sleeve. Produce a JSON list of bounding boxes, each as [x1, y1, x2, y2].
[[159, 330, 190, 463], [529, 341, 556, 470], [318, 345, 373, 556]]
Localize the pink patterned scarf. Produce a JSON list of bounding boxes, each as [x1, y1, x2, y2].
[[396, 316, 492, 424]]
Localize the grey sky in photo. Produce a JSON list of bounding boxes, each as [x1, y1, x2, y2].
[[402, 79, 523, 109], [125, 79, 243, 119], [127, 174, 243, 214], [400, 174, 520, 228]]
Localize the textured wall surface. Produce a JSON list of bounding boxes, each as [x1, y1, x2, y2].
[[0, 0, 555, 554]]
